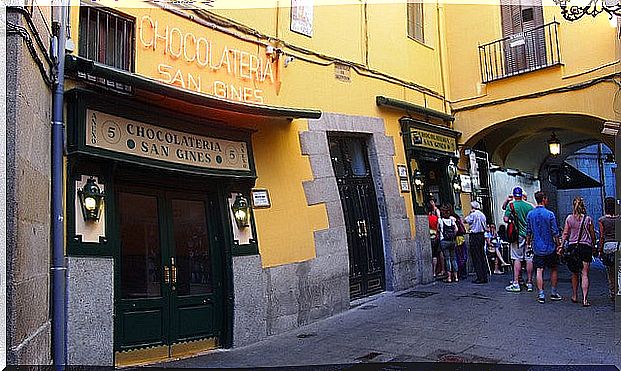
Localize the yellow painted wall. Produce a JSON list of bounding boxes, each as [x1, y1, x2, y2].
[[251, 120, 328, 267], [444, 3, 618, 106]]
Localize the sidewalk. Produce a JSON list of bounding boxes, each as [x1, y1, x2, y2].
[[155, 263, 620, 369]]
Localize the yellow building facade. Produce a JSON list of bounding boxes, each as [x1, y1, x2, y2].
[[52, 0, 618, 365]]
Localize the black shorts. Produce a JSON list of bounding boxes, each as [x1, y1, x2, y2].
[[574, 243, 593, 263], [534, 253, 559, 269], [431, 238, 440, 258]]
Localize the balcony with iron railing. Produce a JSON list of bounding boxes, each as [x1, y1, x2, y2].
[[478, 21, 562, 83]]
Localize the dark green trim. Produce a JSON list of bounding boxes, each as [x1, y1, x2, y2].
[[65, 54, 322, 120], [66, 89, 257, 180], [399, 117, 461, 139], [377, 96, 454, 122]]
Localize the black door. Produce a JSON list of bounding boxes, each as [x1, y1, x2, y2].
[[115, 182, 225, 362], [329, 136, 385, 300]]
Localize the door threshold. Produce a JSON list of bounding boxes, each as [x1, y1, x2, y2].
[[350, 290, 388, 308], [115, 338, 219, 367]]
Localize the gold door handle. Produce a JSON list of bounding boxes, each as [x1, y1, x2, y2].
[[164, 266, 170, 284], [361, 220, 368, 237], [357, 220, 363, 238]]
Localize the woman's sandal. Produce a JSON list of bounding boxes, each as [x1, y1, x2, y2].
[[571, 298, 579, 303], [582, 301, 591, 307]]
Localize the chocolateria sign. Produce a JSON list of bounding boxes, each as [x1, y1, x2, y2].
[[86, 109, 250, 172], [137, 14, 277, 105]]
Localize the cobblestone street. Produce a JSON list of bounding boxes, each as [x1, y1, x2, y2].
[[153, 264, 620, 369]]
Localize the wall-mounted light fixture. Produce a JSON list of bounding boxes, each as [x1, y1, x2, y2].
[[231, 194, 251, 228], [412, 169, 425, 191], [547, 132, 561, 157], [78, 177, 104, 222], [553, 0, 620, 21]]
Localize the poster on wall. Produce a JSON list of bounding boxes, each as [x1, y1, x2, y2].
[[291, 0, 313, 37]]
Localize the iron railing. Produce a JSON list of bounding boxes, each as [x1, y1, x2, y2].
[[478, 21, 561, 83]]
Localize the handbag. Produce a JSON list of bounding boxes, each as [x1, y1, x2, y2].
[[564, 215, 586, 273]]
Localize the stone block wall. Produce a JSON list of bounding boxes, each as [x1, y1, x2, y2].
[[6, 7, 54, 365]]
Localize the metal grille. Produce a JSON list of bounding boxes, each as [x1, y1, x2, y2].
[[79, 6, 134, 71], [478, 22, 561, 83]]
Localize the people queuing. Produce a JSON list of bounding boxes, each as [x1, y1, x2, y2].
[[427, 190, 615, 308]]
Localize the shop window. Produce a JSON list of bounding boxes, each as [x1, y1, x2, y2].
[[79, 6, 134, 71], [407, 2, 424, 43]]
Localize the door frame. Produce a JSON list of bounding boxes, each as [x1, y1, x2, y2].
[[109, 164, 237, 357]]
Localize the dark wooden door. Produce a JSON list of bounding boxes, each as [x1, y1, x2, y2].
[[329, 136, 385, 300], [116, 185, 224, 357], [501, 0, 546, 74]]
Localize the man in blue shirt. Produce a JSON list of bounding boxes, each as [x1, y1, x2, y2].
[[526, 191, 562, 303]]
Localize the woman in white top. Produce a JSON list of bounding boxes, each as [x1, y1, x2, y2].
[[438, 205, 459, 283]]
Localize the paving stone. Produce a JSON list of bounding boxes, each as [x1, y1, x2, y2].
[[158, 264, 618, 369]]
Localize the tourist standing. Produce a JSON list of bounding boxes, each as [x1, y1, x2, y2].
[[428, 205, 441, 279], [561, 197, 596, 307], [465, 201, 488, 284], [438, 205, 459, 283], [598, 197, 619, 302], [505, 187, 535, 293], [526, 191, 562, 303]]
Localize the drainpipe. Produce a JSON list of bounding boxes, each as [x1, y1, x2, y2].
[[51, 2, 67, 367]]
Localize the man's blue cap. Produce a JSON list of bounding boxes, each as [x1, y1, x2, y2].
[[513, 187, 523, 197]]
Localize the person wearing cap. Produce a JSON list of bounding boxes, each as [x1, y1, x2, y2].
[[465, 200, 489, 284], [504, 186, 535, 293]]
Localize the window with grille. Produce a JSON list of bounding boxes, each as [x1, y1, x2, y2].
[[407, 2, 424, 43], [79, 6, 134, 71]]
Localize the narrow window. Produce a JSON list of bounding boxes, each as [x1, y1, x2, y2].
[[407, 2, 424, 43], [79, 6, 134, 71]]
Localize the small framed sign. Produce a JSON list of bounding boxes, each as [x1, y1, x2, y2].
[[251, 189, 271, 208], [460, 175, 472, 193], [397, 164, 409, 179], [399, 179, 411, 193]]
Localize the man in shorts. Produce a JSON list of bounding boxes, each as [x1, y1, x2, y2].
[[504, 187, 535, 292], [526, 191, 562, 303]]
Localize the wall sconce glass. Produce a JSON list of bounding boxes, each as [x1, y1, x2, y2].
[[547, 132, 561, 157], [447, 159, 457, 179], [412, 169, 425, 191], [78, 177, 104, 222], [231, 194, 251, 228]]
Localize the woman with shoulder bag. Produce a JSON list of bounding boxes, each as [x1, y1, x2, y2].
[[561, 197, 596, 307], [438, 204, 459, 283], [598, 197, 619, 301]]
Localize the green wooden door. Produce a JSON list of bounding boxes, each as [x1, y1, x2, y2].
[[116, 186, 224, 359]]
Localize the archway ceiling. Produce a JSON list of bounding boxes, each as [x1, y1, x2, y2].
[[473, 114, 605, 176]]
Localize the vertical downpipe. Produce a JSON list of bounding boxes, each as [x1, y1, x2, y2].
[[51, 2, 67, 367]]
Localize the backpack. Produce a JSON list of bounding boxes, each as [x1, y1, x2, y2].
[[442, 219, 456, 241], [506, 202, 519, 243]]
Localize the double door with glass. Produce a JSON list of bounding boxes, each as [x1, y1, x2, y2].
[[115, 185, 224, 358]]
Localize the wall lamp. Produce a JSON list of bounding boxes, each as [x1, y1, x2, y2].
[[547, 132, 561, 157], [231, 194, 251, 228], [78, 177, 104, 222], [412, 169, 425, 191], [553, 0, 621, 21]]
